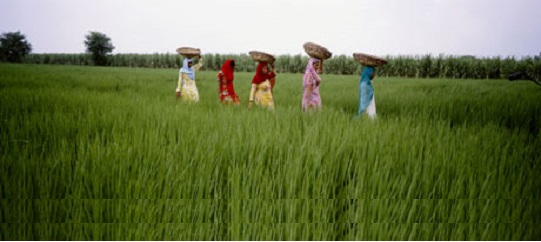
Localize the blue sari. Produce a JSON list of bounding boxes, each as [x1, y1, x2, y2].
[[357, 66, 375, 117]]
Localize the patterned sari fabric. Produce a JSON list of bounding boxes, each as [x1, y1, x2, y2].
[[250, 62, 276, 110], [177, 58, 202, 102], [218, 59, 240, 105], [302, 58, 322, 111], [357, 66, 376, 118], [253, 80, 274, 109]]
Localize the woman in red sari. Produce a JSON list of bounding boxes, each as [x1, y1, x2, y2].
[[217, 59, 240, 105]]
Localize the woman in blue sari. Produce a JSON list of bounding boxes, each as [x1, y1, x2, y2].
[[357, 66, 377, 118]]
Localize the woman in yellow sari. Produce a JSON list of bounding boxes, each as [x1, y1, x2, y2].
[[176, 56, 203, 102], [248, 62, 276, 110]]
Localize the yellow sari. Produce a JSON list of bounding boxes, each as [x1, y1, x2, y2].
[[178, 74, 199, 102], [250, 80, 274, 110], [176, 60, 202, 102]]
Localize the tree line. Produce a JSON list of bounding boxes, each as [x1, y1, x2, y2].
[[2, 31, 540, 79]]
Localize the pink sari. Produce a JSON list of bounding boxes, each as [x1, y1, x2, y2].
[[302, 58, 322, 111]]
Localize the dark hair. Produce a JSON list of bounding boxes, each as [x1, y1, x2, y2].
[[230, 60, 235, 67]]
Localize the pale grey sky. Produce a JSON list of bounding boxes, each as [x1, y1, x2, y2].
[[1, 0, 540, 57]]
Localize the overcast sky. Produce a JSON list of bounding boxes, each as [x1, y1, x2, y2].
[[1, 0, 540, 57]]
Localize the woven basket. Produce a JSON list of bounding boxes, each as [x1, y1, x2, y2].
[[353, 53, 387, 67], [303, 42, 332, 60], [249, 51, 275, 64], [176, 47, 201, 58]]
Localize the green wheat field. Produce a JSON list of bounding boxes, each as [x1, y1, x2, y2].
[[1, 63, 540, 240]]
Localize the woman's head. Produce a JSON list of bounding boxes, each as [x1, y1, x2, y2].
[[255, 62, 269, 75], [252, 62, 272, 85], [307, 58, 322, 74], [180, 58, 196, 80], [182, 58, 193, 69], [312, 60, 321, 73], [221, 59, 235, 81], [361, 66, 376, 81], [304, 58, 322, 84]]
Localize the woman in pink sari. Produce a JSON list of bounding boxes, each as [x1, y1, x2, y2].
[[302, 58, 322, 111]]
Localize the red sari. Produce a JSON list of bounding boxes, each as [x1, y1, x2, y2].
[[218, 59, 240, 104]]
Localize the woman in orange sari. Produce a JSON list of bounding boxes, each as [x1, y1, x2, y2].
[[217, 59, 240, 105]]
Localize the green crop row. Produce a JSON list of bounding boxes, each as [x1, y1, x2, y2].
[[19, 53, 541, 79]]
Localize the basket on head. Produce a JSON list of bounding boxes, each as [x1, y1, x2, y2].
[[353, 53, 387, 67], [176, 47, 201, 58], [303, 42, 332, 60], [249, 51, 275, 64]]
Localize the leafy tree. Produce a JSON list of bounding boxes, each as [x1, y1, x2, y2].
[[84, 31, 114, 66], [0, 31, 32, 62]]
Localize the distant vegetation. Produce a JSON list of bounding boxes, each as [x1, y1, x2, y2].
[[84, 31, 115, 66], [0, 31, 32, 62], [19, 52, 541, 79], [2, 31, 539, 79]]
